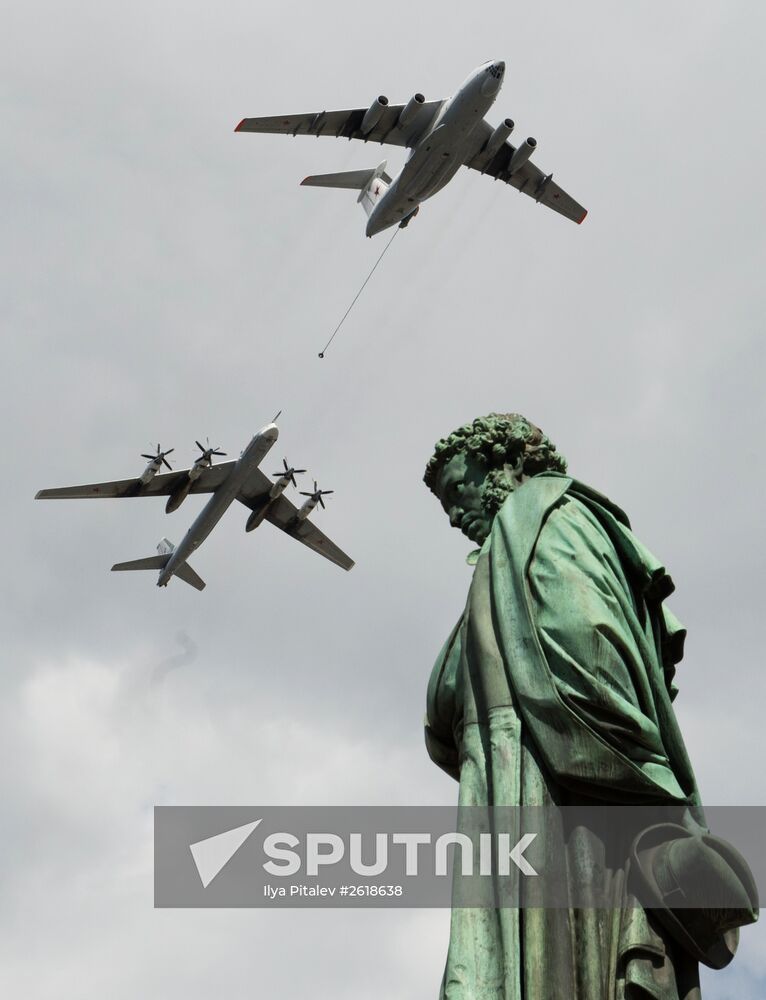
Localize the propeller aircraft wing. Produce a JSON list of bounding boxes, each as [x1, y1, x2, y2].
[[238, 468, 354, 572], [35, 462, 237, 500]]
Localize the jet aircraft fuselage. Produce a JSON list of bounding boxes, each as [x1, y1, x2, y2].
[[237, 58, 586, 234], [365, 61, 505, 236], [236, 60, 588, 236]]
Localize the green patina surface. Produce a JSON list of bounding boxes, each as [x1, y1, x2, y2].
[[423, 414, 713, 1000]]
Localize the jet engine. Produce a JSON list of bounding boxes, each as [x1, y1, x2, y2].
[[508, 137, 537, 174], [398, 93, 425, 129], [361, 95, 389, 134], [484, 118, 514, 162]]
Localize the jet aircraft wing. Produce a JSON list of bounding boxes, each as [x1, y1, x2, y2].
[[236, 101, 444, 149], [465, 125, 587, 224], [35, 462, 236, 500], [237, 470, 354, 571]]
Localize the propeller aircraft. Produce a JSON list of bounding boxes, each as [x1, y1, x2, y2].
[[35, 420, 354, 591], [235, 59, 586, 236]]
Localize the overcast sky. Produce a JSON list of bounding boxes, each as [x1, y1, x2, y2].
[[3, 1, 766, 996]]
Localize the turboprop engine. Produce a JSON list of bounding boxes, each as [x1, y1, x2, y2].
[[508, 136, 537, 174], [245, 458, 306, 532], [483, 118, 514, 163], [139, 445, 173, 485], [165, 439, 227, 514], [361, 95, 389, 134], [296, 481, 333, 521], [398, 93, 425, 129]]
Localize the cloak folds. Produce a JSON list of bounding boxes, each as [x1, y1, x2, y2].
[[425, 474, 705, 1000]]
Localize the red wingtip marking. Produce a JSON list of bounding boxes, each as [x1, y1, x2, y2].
[[578, 210, 588, 225], [234, 119, 245, 132]]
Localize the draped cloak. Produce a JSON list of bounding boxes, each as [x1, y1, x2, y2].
[[425, 474, 706, 1000]]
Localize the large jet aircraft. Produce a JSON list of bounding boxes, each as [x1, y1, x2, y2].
[[235, 60, 586, 236], [35, 421, 354, 591]]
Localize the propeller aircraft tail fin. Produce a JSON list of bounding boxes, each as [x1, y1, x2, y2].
[[174, 562, 206, 591], [111, 554, 170, 572], [111, 537, 205, 590]]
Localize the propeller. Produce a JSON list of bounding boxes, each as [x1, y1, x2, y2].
[[141, 444, 174, 471], [272, 457, 306, 489], [195, 437, 227, 466], [299, 480, 334, 510]]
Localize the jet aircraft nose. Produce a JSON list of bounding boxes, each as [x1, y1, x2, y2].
[[481, 60, 505, 96]]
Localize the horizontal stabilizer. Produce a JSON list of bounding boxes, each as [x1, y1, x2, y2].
[[174, 561, 206, 591], [112, 554, 170, 572], [301, 168, 378, 191]]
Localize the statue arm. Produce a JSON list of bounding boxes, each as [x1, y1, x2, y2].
[[424, 619, 463, 782]]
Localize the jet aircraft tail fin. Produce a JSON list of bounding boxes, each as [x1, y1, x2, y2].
[[301, 162, 391, 219], [301, 168, 379, 190]]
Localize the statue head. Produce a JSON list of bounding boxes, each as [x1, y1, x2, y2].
[[424, 413, 567, 545]]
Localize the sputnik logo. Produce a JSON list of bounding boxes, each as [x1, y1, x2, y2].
[[189, 819, 262, 888]]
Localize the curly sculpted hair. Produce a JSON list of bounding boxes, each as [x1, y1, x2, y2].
[[423, 412, 567, 515]]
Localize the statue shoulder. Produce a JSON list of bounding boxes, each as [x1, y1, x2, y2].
[[491, 473, 573, 549]]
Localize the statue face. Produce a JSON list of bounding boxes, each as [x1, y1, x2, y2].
[[434, 451, 494, 545]]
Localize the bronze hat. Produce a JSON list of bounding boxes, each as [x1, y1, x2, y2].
[[630, 822, 759, 970]]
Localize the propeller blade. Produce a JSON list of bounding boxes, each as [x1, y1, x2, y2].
[[212, 449, 226, 456], [141, 453, 154, 460], [195, 440, 204, 452], [165, 448, 175, 456], [299, 491, 312, 497], [289, 474, 297, 489], [319, 496, 325, 509], [162, 458, 173, 470]]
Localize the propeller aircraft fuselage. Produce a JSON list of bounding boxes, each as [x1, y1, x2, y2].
[[155, 424, 279, 587], [35, 421, 354, 591]]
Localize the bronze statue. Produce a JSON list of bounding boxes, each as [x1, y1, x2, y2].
[[424, 412, 757, 1000]]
